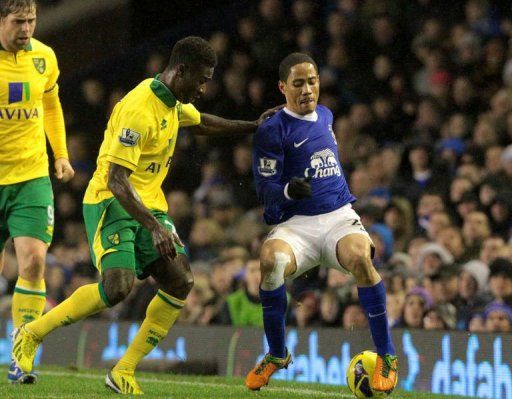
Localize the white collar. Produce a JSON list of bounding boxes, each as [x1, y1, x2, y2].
[[284, 107, 318, 122]]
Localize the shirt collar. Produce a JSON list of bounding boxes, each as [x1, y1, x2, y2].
[[0, 41, 32, 52], [283, 107, 318, 122], [150, 74, 177, 108]]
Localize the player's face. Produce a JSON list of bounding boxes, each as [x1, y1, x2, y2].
[[176, 64, 213, 104], [0, 7, 36, 52], [279, 62, 319, 115]]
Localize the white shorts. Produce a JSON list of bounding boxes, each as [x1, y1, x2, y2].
[[266, 203, 373, 278]]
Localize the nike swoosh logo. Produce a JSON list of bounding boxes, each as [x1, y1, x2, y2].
[[368, 311, 387, 318], [294, 138, 308, 148]]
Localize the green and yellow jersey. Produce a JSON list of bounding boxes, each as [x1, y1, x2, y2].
[[84, 76, 201, 212], [0, 38, 67, 185]]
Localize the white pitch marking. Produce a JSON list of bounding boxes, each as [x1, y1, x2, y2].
[[39, 370, 351, 398]]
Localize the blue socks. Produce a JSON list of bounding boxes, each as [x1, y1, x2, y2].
[[260, 281, 394, 358], [358, 281, 395, 356], [260, 284, 287, 359]]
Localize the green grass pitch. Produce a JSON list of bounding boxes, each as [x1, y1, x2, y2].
[[1, 366, 466, 398]]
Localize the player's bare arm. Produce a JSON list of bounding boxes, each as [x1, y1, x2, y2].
[[107, 162, 182, 261], [187, 106, 283, 136]]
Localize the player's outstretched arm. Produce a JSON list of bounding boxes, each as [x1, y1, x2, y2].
[[188, 105, 283, 136], [107, 163, 182, 261]]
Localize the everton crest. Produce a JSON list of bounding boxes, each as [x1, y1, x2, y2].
[[32, 58, 46, 74]]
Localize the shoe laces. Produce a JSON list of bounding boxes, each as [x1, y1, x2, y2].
[[255, 356, 273, 375], [22, 330, 41, 357], [380, 355, 398, 377]]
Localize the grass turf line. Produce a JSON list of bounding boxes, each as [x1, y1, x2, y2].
[[1, 366, 467, 399]]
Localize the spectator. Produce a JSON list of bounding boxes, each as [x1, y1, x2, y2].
[[484, 301, 512, 333], [416, 243, 454, 278], [291, 291, 320, 328], [463, 211, 492, 255], [453, 260, 491, 330], [342, 302, 368, 330], [393, 287, 433, 329], [423, 303, 457, 330], [319, 289, 342, 327], [435, 226, 467, 262], [223, 259, 263, 327], [488, 258, 512, 305]]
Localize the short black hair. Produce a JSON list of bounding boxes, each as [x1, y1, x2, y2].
[[168, 36, 217, 70], [279, 52, 318, 82], [0, 0, 35, 18]]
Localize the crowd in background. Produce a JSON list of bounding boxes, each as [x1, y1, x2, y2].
[[2, 0, 512, 334]]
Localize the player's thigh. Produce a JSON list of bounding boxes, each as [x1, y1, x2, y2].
[[134, 212, 185, 279], [265, 223, 320, 280], [83, 199, 138, 276], [7, 177, 54, 250], [322, 206, 374, 273]]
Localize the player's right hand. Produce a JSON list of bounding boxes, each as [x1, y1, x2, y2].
[[287, 176, 312, 200], [257, 104, 285, 125], [150, 223, 181, 261]]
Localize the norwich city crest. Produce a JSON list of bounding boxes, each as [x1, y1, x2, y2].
[[32, 58, 46, 74]]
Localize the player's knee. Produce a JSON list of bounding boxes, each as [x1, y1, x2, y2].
[[179, 271, 195, 298], [346, 253, 375, 285], [19, 252, 46, 280], [163, 258, 194, 300], [259, 243, 290, 290], [102, 269, 134, 306]]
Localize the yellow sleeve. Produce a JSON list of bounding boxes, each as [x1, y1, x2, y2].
[[105, 110, 150, 171], [43, 49, 67, 159], [178, 103, 201, 127], [43, 85, 67, 159], [44, 47, 60, 92]]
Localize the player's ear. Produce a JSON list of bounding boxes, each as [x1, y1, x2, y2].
[[278, 80, 286, 96], [176, 64, 186, 78]]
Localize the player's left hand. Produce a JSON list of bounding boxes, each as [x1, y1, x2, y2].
[[257, 104, 285, 126], [54, 158, 75, 182]]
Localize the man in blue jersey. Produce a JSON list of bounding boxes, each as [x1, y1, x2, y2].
[[245, 53, 398, 394]]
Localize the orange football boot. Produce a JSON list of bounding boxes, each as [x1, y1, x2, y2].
[[372, 354, 398, 393], [245, 350, 292, 390]]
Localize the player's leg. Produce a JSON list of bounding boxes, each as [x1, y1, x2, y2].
[[112, 255, 191, 375], [245, 238, 296, 390], [335, 234, 397, 392], [5, 177, 53, 383], [106, 212, 186, 395], [7, 178, 54, 330], [11, 237, 47, 327], [12, 199, 136, 376], [12, 267, 132, 375]]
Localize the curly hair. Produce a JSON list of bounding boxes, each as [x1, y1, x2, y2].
[[168, 36, 217, 70]]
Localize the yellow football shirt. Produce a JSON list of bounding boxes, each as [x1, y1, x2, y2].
[[84, 76, 201, 212], [0, 38, 64, 184]]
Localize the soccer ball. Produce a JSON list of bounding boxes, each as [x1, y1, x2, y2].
[[346, 351, 391, 398]]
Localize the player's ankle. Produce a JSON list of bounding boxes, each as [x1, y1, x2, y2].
[[113, 364, 136, 373]]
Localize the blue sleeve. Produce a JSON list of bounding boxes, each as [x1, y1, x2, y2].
[[252, 122, 289, 207]]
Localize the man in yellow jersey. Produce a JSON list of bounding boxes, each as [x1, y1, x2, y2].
[[0, 0, 74, 384], [12, 36, 276, 394]]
